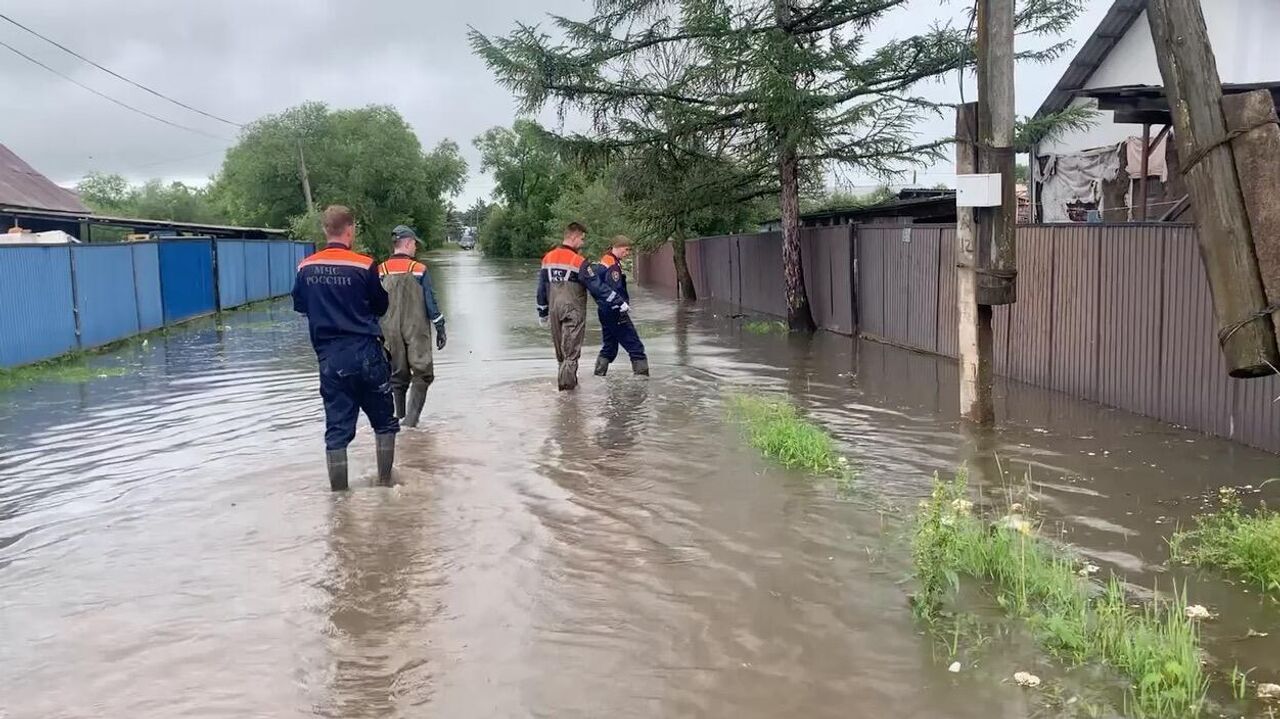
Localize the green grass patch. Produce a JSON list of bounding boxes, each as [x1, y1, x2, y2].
[[727, 393, 848, 475], [1169, 486, 1280, 596], [742, 319, 788, 335], [913, 470, 1206, 718], [0, 352, 128, 392]]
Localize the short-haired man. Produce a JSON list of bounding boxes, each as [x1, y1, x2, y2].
[[536, 222, 628, 390], [292, 206, 397, 490], [592, 235, 648, 376], [378, 225, 446, 428]]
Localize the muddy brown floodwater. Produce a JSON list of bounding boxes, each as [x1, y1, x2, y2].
[[2, 251, 1278, 719]]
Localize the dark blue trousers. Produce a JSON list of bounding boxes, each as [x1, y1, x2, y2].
[[598, 310, 647, 364], [317, 337, 399, 450]]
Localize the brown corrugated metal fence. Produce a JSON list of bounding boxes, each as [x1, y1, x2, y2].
[[637, 222, 1280, 454]]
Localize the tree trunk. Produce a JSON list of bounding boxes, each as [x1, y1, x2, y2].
[[672, 232, 697, 301], [778, 144, 816, 332]]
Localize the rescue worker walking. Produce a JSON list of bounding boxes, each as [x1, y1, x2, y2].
[[378, 225, 446, 429], [292, 206, 397, 491], [592, 235, 648, 377], [536, 222, 628, 390]]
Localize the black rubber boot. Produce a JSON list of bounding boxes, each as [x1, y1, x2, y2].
[[594, 356, 610, 377], [631, 358, 650, 376], [375, 433, 395, 486], [392, 389, 406, 420], [403, 383, 427, 428], [326, 449, 349, 492]]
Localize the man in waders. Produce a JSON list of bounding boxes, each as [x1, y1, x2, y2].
[[378, 225, 446, 428], [536, 222, 628, 390], [592, 235, 648, 377], [292, 206, 397, 491]]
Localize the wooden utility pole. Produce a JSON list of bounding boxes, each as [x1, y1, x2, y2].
[[1147, 0, 1279, 377], [297, 140, 315, 214], [956, 103, 994, 424], [974, 0, 1017, 307], [1223, 91, 1280, 340]]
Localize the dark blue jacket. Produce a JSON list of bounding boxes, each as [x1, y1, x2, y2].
[[594, 251, 630, 306], [292, 243, 389, 355]]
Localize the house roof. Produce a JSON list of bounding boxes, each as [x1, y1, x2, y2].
[[0, 206, 288, 238], [0, 143, 90, 214], [1034, 0, 1148, 119]]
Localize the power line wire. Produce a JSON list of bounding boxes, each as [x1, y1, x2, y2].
[[0, 37, 229, 141], [0, 12, 243, 128]]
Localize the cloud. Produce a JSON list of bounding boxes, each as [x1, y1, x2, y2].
[[1, 0, 1110, 205]]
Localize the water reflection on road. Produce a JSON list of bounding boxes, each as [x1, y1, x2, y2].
[[1, 251, 1276, 718]]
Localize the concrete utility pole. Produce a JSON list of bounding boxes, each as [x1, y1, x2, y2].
[[955, 0, 1016, 424], [298, 140, 315, 214], [955, 103, 993, 424], [1147, 0, 1279, 377]]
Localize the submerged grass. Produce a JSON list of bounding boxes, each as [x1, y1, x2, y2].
[[1168, 486, 1280, 596], [912, 470, 1206, 718], [743, 319, 788, 335], [0, 351, 128, 392], [726, 393, 847, 475]]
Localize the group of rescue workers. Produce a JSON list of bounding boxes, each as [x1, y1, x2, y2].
[[292, 206, 648, 491]]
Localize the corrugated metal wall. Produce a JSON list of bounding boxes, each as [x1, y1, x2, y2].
[[268, 242, 293, 297], [853, 223, 1280, 454], [71, 245, 140, 347], [638, 222, 1280, 454], [0, 239, 301, 368], [245, 242, 271, 303], [634, 226, 856, 334], [158, 240, 216, 324], [131, 243, 164, 331], [0, 245, 77, 366], [216, 240, 248, 310]]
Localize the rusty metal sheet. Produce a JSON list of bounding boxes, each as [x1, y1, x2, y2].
[[1049, 225, 1100, 399], [906, 227, 941, 353], [1231, 375, 1280, 453], [827, 227, 855, 335], [1097, 225, 1165, 417], [1157, 228, 1233, 436], [882, 228, 911, 346], [857, 228, 886, 339], [936, 227, 959, 358], [1006, 227, 1056, 386]]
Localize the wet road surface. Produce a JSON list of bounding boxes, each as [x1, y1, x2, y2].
[[1, 251, 1278, 718]]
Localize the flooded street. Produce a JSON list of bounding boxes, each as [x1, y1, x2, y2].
[[2, 251, 1278, 718]]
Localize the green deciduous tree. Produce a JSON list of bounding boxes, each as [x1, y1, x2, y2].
[[210, 102, 466, 257], [77, 172, 224, 224], [473, 120, 572, 258], [473, 0, 1083, 330]]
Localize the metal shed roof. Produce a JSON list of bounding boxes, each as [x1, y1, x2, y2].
[[0, 143, 90, 213], [1034, 0, 1148, 119]]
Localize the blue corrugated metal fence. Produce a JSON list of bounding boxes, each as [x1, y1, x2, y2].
[[216, 240, 247, 310], [0, 245, 78, 367], [72, 245, 140, 347], [0, 238, 301, 368]]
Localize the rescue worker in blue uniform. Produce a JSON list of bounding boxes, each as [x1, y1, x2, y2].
[[592, 235, 648, 377], [292, 205, 397, 491], [378, 225, 446, 429], [536, 222, 628, 390]]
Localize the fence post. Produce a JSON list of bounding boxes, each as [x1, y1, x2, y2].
[[67, 245, 84, 349]]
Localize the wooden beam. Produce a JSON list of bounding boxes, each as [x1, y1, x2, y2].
[[1148, 0, 1279, 377], [1138, 123, 1151, 220], [974, 0, 1017, 306], [1223, 90, 1280, 341], [1112, 110, 1172, 125]]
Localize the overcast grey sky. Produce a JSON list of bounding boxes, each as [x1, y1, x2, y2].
[[1, 1, 1113, 207]]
